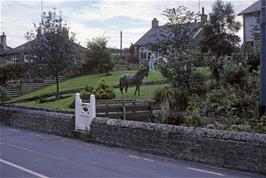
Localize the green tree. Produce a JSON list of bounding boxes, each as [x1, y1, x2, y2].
[[200, 0, 241, 56], [157, 6, 198, 111], [26, 10, 77, 99], [0, 62, 21, 86], [153, 6, 198, 55], [85, 36, 113, 75]]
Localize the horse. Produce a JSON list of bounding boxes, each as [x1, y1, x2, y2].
[[119, 67, 149, 96]]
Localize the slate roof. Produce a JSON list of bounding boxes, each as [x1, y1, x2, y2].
[[134, 22, 203, 46], [0, 45, 13, 55], [5, 38, 87, 55], [238, 0, 261, 15], [5, 40, 34, 55]]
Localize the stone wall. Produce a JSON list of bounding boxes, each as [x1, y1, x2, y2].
[[0, 105, 74, 137], [91, 117, 266, 175], [1, 105, 266, 174]]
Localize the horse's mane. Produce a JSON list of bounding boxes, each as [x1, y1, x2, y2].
[[134, 68, 148, 78]]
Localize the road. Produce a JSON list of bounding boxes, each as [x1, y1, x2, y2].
[[0, 124, 265, 178]]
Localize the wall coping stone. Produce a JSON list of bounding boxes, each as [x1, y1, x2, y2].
[[0, 104, 74, 115], [92, 117, 266, 145]]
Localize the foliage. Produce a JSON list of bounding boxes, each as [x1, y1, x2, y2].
[[219, 60, 248, 88], [200, 0, 241, 56], [153, 86, 176, 104], [93, 78, 116, 99], [191, 68, 208, 96], [160, 53, 193, 90], [69, 78, 116, 108], [241, 43, 260, 71], [0, 86, 7, 104], [153, 6, 197, 54], [0, 62, 21, 86], [84, 85, 94, 93], [185, 106, 202, 127], [26, 10, 78, 99], [85, 35, 114, 75]]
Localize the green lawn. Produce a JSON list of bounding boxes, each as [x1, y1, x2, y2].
[[11, 70, 165, 101], [17, 84, 168, 110]]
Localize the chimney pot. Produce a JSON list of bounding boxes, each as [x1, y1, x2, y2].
[[200, 7, 207, 23], [0, 32, 7, 46], [152, 18, 159, 28]]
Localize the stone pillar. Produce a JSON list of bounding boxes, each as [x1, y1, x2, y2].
[[75, 93, 81, 130], [90, 94, 96, 119]]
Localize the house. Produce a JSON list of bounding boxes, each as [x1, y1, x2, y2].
[[238, 0, 261, 44], [0, 33, 13, 63], [133, 8, 208, 61], [0, 35, 88, 65]]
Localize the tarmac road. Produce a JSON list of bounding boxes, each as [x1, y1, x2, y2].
[[0, 125, 265, 178]]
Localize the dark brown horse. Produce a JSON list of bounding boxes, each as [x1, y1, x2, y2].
[[119, 67, 149, 96]]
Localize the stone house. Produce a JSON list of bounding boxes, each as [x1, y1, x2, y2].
[[133, 8, 208, 61], [1, 37, 88, 65], [238, 0, 261, 44]]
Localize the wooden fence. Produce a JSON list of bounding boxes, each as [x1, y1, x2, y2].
[[5, 76, 65, 98], [94, 100, 161, 122]]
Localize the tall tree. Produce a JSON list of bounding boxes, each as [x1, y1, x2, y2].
[[85, 36, 113, 75], [153, 6, 198, 55], [0, 62, 21, 86], [26, 10, 77, 99], [200, 0, 241, 56]]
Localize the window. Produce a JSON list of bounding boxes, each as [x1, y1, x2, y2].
[[140, 47, 147, 60], [141, 52, 146, 59], [10, 56, 18, 64], [24, 55, 29, 63]]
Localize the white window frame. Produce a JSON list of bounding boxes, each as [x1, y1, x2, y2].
[[10, 56, 18, 64]]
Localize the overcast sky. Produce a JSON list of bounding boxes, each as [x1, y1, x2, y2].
[[0, 0, 258, 49]]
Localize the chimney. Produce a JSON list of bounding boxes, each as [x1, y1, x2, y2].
[[200, 7, 207, 23], [0, 32, 6, 46], [152, 18, 159, 28]]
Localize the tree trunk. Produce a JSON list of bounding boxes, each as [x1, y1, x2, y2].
[[55, 66, 60, 100]]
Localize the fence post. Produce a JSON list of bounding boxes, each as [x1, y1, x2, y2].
[[75, 93, 81, 130], [90, 94, 96, 119], [122, 102, 127, 120]]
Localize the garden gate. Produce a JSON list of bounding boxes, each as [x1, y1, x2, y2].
[[75, 93, 96, 131]]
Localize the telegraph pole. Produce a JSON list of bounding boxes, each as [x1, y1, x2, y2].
[[260, 0, 266, 116], [120, 30, 123, 58], [41, 0, 44, 14]]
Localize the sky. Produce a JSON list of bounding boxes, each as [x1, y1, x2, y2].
[[0, 0, 258, 49]]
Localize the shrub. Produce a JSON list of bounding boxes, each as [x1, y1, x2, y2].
[[94, 78, 116, 99], [153, 86, 176, 104], [69, 78, 115, 109], [0, 86, 7, 104], [191, 69, 208, 96], [220, 60, 248, 88], [84, 85, 94, 93], [185, 106, 202, 127]]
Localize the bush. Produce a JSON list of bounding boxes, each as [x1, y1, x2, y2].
[[84, 85, 94, 93], [94, 78, 116, 99], [69, 78, 115, 109], [0, 86, 7, 104], [185, 106, 202, 127], [220, 60, 248, 88], [191, 69, 208, 96], [153, 86, 176, 104]]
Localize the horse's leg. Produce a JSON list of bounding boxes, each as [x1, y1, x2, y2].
[[138, 85, 140, 96], [134, 85, 137, 96], [119, 78, 123, 96], [125, 84, 129, 97]]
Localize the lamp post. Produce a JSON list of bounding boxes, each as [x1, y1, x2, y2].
[[259, 0, 266, 116]]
